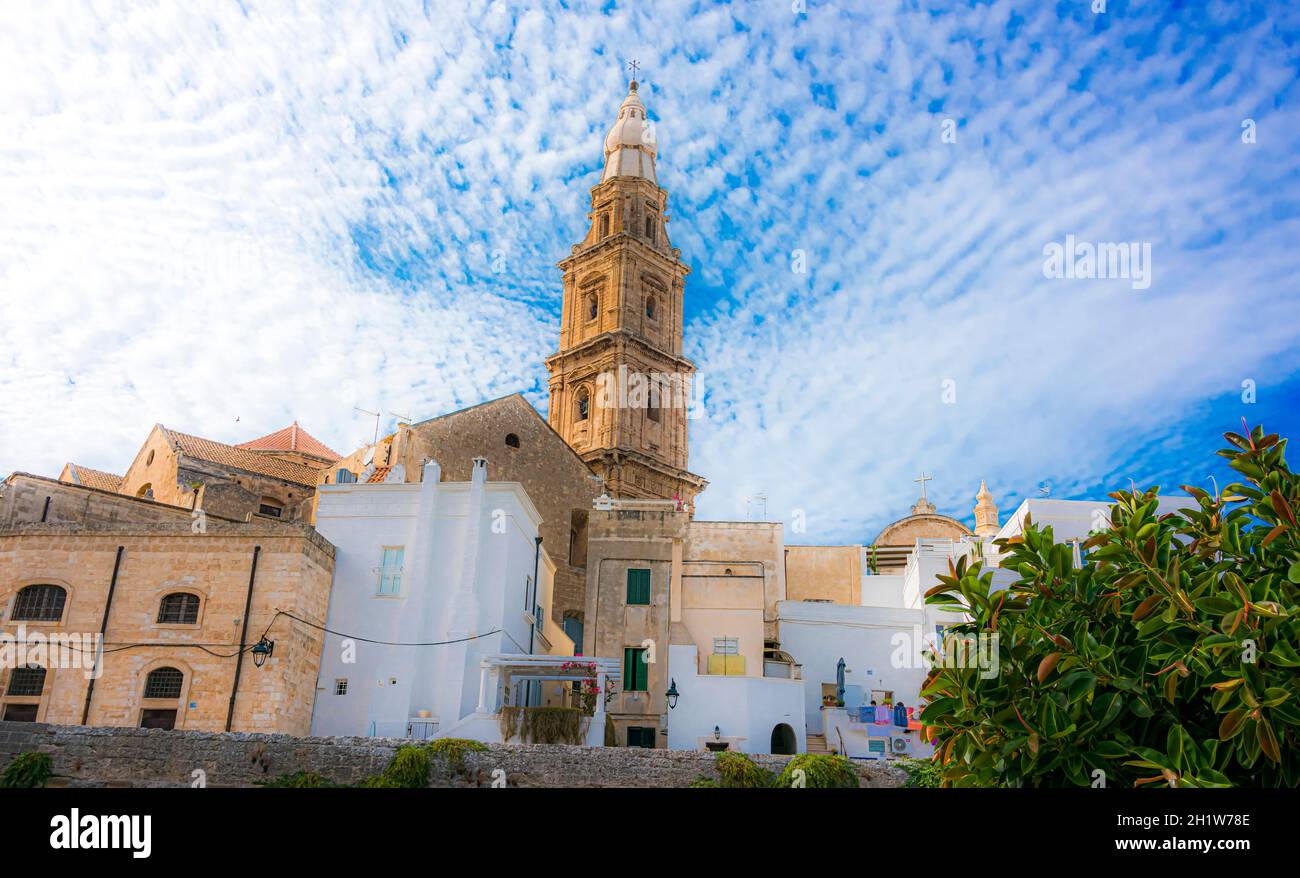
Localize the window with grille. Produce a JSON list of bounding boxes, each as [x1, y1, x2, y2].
[[713, 637, 739, 655], [6, 665, 46, 697], [378, 547, 404, 595], [11, 584, 66, 622], [626, 568, 651, 605], [157, 593, 200, 625], [334, 679, 348, 696], [143, 667, 184, 700]]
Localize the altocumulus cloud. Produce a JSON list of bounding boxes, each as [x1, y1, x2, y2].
[[0, 0, 1297, 542]]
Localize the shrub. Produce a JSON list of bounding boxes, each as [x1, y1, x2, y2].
[[498, 706, 584, 745], [773, 753, 858, 788], [1, 752, 53, 788], [715, 751, 772, 788], [362, 745, 429, 788], [898, 757, 942, 788], [922, 423, 1300, 788], [426, 738, 487, 775], [688, 775, 719, 788]]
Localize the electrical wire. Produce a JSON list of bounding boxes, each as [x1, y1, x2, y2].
[[5, 608, 503, 660]]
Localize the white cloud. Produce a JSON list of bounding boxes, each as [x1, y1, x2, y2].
[[1, 0, 1297, 544]]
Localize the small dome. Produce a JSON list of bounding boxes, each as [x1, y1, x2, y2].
[[602, 81, 657, 184]]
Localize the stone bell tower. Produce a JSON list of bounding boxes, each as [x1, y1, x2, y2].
[[544, 78, 707, 507]]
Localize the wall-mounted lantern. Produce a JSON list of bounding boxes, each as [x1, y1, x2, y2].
[[251, 637, 275, 668]]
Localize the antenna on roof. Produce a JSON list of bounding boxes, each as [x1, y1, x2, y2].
[[390, 411, 413, 426], [354, 406, 381, 445]]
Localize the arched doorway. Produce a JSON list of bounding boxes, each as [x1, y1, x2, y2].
[[770, 723, 797, 755]]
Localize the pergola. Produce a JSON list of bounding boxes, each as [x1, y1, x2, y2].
[[474, 654, 623, 724]]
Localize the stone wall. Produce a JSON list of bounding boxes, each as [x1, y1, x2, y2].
[[0, 495, 335, 736], [0, 721, 908, 788]]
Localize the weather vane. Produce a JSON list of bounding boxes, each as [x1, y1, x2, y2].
[[627, 58, 640, 82]]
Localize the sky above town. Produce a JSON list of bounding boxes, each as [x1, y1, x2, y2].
[[2, 0, 1298, 541]]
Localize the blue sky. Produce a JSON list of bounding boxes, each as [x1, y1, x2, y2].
[[1, 0, 1298, 542]]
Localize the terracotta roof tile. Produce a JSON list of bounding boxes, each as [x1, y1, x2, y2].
[[162, 428, 323, 487], [236, 421, 340, 461], [63, 464, 124, 493], [366, 466, 392, 483]]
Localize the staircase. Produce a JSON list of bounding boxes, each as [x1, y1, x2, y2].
[[806, 733, 831, 754]]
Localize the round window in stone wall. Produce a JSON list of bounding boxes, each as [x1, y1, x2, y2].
[[505, 433, 520, 448]]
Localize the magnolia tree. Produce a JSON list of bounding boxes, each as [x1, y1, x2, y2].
[[920, 424, 1300, 787]]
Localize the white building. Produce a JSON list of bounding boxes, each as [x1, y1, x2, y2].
[[309, 457, 578, 740], [778, 541, 974, 759]]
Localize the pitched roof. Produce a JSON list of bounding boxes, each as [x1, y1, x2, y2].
[[236, 421, 340, 461], [62, 463, 124, 493], [408, 393, 598, 475], [161, 427, 324, 487]]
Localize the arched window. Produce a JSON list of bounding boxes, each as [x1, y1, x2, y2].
[[599, 214, 610, 238], [645, 296, 656, 319], [576, 389, 590, 421], [136, 483, 154, 499], [11, 584, 66, 622], [257, 497, 283, 518], [146, 450, 155, 466], [335, 469, 357, 484], [505, 433, 520, 448], [143, 667, 184, 700], [6, 665, 46, 697], [157, 593, 200, 625], [645, 215, 655, 242], [586, 294, 598, 321]]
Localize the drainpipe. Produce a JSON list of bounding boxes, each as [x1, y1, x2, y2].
[[81, 546, 125, 724], [525, 535, 543, 707], [225, 546, 261, 732]]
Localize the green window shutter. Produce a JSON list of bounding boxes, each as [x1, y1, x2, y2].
[[626, 568, 651, 605], [624, 647, 648, 691], [628, 726, 655, 748]]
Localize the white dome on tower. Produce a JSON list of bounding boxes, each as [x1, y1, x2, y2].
[[602, 81, 657, 184]]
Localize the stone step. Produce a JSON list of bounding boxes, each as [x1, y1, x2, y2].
[[806, 734, 831, 753]]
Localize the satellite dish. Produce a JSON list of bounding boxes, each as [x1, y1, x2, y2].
[[362, 447, 375, 466]]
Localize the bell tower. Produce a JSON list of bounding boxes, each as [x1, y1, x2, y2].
[[545, 77, 707, 506]]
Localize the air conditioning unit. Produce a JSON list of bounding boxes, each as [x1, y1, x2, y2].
[[890, 736, 912, 756]]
